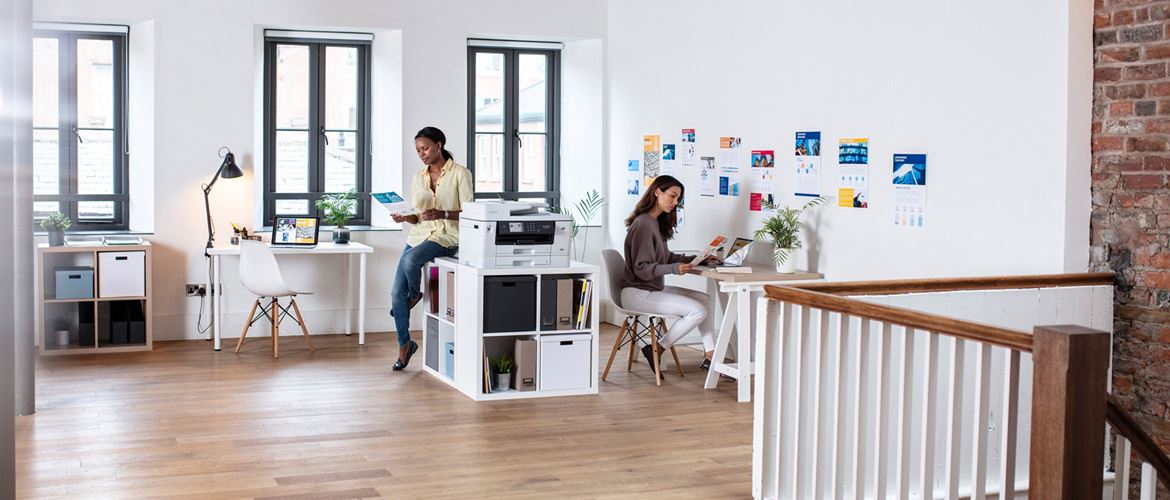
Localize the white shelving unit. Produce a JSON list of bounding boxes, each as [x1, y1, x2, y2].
[[34, 242, 153, 355], [421, 257, 600, 401]]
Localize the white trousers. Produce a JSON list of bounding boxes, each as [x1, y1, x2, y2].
[[620, 285, 715, 351]]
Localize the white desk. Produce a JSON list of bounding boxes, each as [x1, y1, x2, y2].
[[207, 242, 374, 351], [689, 264, 822, 402]]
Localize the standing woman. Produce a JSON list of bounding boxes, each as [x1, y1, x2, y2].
[[620, 175, 719, 375], [389, 126, 473, 371]]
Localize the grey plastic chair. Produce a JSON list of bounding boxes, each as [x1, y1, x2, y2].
[[600, 249, 684, 386]]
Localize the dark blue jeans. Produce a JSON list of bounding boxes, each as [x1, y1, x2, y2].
[[392, 241, 457, 346]]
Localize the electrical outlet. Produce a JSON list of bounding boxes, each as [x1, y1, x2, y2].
[[185, 284, 206, 297]]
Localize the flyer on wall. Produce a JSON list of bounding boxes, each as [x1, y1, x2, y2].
[[892, 154, 927, 228], [795, 131, 822, 198], [626, 160, 641, 195], [719, 136, 742, 170], [700, 156, 717, 196], [662, 143, 677, 176], [749, 149, 776, 211], [719, 166, 740, 197], [643, 134, 661, 185], [837, 137, 869, 208], [681, 129, 697, 167]]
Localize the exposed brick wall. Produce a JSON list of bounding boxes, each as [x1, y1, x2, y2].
[[1093, 0, 1170, 486]]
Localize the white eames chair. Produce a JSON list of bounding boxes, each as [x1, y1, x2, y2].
[[600, 249, 684, 386], [235, 240, 314, 358]]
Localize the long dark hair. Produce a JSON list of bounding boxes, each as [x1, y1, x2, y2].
[[625, 175, 685, 240], [415, 126, 454, 162]]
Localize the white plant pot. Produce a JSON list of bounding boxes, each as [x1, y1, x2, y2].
[[54, 329, 70, 346], [775, 255, 797, 274]]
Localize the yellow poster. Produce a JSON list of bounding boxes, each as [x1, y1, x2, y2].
[[643, 134, 661, 185]]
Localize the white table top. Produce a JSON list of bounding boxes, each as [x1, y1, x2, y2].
[[207, 241, 373, 255]]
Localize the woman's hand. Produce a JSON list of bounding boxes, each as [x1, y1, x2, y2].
[[418, 209, 445, 222], [391, 213, 419, 224], [677, 263, 696, 274]]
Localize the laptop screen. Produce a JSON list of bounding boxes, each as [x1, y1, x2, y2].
[[271, 217, 320, 246]]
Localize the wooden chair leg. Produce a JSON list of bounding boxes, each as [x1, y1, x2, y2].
[[290, 298, 313, 352], [627, 317, 639, 371], [271, 297, 280, 359], [602, 317, 631, 382], [669, 346, 685, 377], [648, 319, 662, 386], [235, 299, 260, 353]]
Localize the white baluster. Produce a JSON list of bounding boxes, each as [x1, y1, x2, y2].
[[874, 322, 892, 499], [830, 314, 851, 500], [944, 338, 966, 500], [752, 298, 780, 499], [811, 309, 831, 500], [970, 343, 992, 500], [1140, 462, 1156, 500], [894, 326, 915, 500], [1115, 436, 1131, 500], [999, 349, 1020, 499], [852, 319, 872, 500], [919, 332, 940, 500], [790, 305, 809, 500]]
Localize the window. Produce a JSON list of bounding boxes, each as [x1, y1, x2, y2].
[[467, 43, 560, 205], [32, 27, 128, 230], [263, 33, 371, 226]]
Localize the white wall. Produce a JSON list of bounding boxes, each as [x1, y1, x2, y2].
[[605, 0, 1092, 281], [32, 0, 607, 340]]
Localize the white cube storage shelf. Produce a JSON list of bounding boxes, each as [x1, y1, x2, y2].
[[421, 257, 599, 401]]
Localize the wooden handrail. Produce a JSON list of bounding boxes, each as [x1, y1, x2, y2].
[[791, 272, 1116, 296], [1107, 396, 1170, 490], [764, 284, 1035, 352]]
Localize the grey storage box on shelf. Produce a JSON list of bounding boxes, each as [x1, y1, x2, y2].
[[54, 266, 94, 299], [444, 342, 455, 380]]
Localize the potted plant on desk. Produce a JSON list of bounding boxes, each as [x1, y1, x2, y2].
[[490, 355, 514, 392], [40, 212, 70, 247], [315, 189, 356, 244], [755, 197, 826, 273]]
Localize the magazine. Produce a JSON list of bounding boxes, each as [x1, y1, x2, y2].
[[372, 191, 419, 216], [690, 235, 727, 265]]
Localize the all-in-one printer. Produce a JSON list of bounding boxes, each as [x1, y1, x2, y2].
[[459, 200, 572, 268]]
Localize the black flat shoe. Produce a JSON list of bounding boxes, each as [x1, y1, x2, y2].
[[699, 358, 711, 371], [392, 340, 418, 371], [641, 345, 665, 380]]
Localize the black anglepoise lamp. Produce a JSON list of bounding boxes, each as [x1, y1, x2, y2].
[[203, 147, 244, 255]]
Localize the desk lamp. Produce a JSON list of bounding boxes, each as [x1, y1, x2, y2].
[[203, 147, 244, 255]]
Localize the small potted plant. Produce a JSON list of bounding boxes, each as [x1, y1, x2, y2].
[[490, 355, 514, 392], [315, 189, 357, 244], [755, 197, 826, 273], [51, 316, 71, 346], [40, 212, 71, 246]]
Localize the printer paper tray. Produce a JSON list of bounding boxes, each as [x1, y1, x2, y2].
[[496, 246, 553, 256]]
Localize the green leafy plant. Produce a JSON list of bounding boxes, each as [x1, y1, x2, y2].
[[314, 189, 357, 227], [39, 212, 71, 232], [552, 189, 606, 260], [490, 355, 514, 375], [50, 316, 71, 331], [754, 196, 827, 265]]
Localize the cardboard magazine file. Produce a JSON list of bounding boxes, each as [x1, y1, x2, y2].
[[555, 279, 573, 330], [444, 271, 455, 321], [514, 338, 538, 391]]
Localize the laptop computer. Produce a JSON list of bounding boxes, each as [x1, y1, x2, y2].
[[721, 237, 754, 266], [270, 216, 320, 249]]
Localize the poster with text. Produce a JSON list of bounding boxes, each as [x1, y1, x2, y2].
[[795, 131, 822, 198], [662, 143, 677, 176], [749, 149, 776, 211], [719, 167, 740, 197], [838, 137, 869, 208], [892, 154, 927, 228], [681, 129, 697, 167], [719, 136, 742, 170], [643, 134, 661, 185], [700, 156, 717, 196], [626, 160, 641, 195]]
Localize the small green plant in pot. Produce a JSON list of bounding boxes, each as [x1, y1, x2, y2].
[[40, 212, 71, 246], [490, 355, 514, 392], [315, 189, 357, 244], [551, 189, 606, 261], [754, 196, 826, 273]]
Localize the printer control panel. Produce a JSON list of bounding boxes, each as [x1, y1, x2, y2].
[[496, 220, 556, 245]]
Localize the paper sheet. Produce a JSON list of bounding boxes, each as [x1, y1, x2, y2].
[[372, 191, 419, 215], [681, 129, 697, 167], [626, 160, 641, 195], [643, 134, 661, 185], [700, 156, 717, 197], [892, 154, 927, 228], [749, 149, 775, 211], [837, 137, 869, 208], [662, 143, 677, 177], [795, 131, 822, 198], [719, 136, 742, 170]]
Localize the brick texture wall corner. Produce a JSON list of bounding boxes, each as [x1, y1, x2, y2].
[[1093, 0, 1170, 493]]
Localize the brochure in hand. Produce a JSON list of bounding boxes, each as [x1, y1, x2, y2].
[[690, 235, 727, 265], [372, 191, 419, 216]]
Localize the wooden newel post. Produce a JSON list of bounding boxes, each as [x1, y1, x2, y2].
[[1030, 325, 1111, 499]]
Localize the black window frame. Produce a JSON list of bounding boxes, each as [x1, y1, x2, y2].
[[32, 29, 130, 231], [467, 45, 561, 207], [262, 35, 372, 226]]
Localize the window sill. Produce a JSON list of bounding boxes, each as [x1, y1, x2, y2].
[[34, 229, 154, 236]]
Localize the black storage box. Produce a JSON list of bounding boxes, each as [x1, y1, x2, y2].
[[78, 303, 95, 347], [109, 302, 129, 345], [127, 301, 146, 344], [483, 275, 536, 333]]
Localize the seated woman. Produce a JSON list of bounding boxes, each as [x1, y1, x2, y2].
[[389, 126, 473, 371], [620, 175, 719, 374]]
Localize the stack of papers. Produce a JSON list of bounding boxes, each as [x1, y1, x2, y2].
[[713, 266, 752, 274]]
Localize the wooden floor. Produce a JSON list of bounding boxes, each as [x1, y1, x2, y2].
[[16, 324, 753, 499]]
